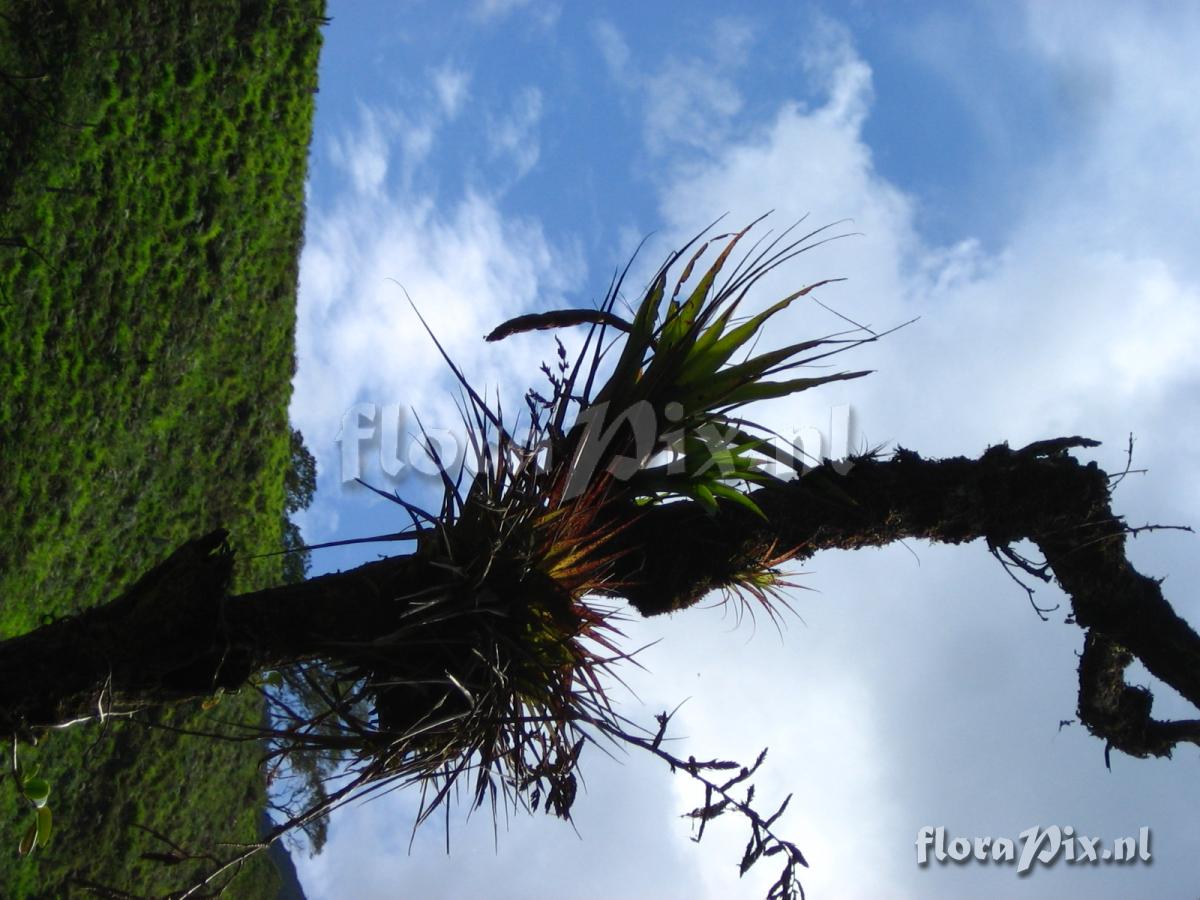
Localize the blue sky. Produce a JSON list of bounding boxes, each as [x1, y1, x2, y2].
[[289, 2, 1200, 897]]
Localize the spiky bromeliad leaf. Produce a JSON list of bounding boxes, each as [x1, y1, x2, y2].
[[676, 279, 845, 384], [706, 371, 872, 414], [659, 224, 750, 350]]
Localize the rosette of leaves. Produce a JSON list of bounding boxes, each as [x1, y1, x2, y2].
[[490, 215, 874, 519]]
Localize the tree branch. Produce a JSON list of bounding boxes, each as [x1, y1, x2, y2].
[[3, 441, 1197, 770], [608, 441, 1200, 759]]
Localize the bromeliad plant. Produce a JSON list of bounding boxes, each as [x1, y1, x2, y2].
[[492, 214, 873, 519], [245, 217, 880, 899]]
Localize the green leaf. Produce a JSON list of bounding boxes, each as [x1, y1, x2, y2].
[[665, 238, 714, 325], [686, 368, 870, 416], [672, 238, 714, 297], [35, 807, 52, 848], [677, 280, 843, 384], [679, 302, 739, 377], [675, 430, 764, 483], [678, 347, 810, 410], [598, 273, 666, 405], [715, 371, 872, 410], [661, 227, 750, 350], [688, 482, 718, 513], [18, 820, 37, 856], [23, 777, 50, 808], [715, 421, 810, 474], [707, 482, 767, 518], [678, 334, 836, 392]]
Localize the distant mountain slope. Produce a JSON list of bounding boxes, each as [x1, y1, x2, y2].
[[262, 813, 310, 900]]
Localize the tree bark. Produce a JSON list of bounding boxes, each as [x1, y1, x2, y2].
[[3, 440, 1198, 760], [0, 531, 441, 733]]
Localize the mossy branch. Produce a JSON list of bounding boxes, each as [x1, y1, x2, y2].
[[607, 441, 1200, 759]]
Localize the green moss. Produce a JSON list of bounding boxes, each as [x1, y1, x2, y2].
[[0, 0, 325, 895]]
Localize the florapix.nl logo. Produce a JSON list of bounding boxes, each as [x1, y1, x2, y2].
[[916, 825, 1152, 874], [335, 401, 862, 492]]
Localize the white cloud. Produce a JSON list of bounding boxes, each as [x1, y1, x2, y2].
[[591, 19, 630, 77], [643, 62, 743, 155], [487, 86, 544, 180], [591, 18, 749, 156], [709, 15, 757, 67], [432, 63, 471, 119], [299, 739, 711, 899], [473, 0, 534, 18], [1020, 2, 1200, 279], [650, 11, 1200, 461], [472, 0, 560, 28], [293, 109, 582, 539], [328, 106, 391, 195], [892, 7, 1028, 161], [326, 104, 439, 197], [798, 14, 873, 129], [323, 61, 483, 201]]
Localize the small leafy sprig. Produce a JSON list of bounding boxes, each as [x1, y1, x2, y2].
[[10, 738, 52, 855], [597, 709, 808, 900]]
